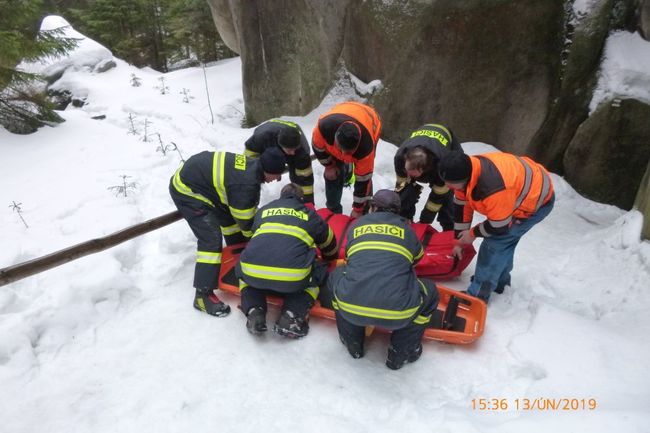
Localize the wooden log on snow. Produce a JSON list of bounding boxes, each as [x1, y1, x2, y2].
[[0, 210, 181, 287]]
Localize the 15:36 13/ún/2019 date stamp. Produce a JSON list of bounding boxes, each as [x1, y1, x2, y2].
[[471, 398, 598, 411]]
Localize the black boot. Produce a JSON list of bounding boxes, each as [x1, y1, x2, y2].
[[386, 344, 423, 370], [246, 307, 267, 335], [340, 336, 364, 359], [193, 289, 231, 317], [274, 310, 309, 338]]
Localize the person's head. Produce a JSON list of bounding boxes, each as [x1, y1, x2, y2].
[[260, 147, 286, 183], [404, 147, 429, 179], [334, 121, 361, 154], [438, 151, 471, 190], [280, 183, 305, 201], [369, 189, 401, 214], [277, 126, 301, 156]]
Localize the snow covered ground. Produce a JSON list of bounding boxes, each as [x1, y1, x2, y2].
[[1, 18, 649, 433]]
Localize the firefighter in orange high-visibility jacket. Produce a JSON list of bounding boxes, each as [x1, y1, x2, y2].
[[311, 101, 381, 218], [169, 148, 286, 317], [438, 151, 555, 303]]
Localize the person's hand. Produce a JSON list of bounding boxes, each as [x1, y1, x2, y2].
[[350, 209, 362, 219], [457, 229, 475, 245], [452, 244, 464, 260], [324, 165, 339, 181]]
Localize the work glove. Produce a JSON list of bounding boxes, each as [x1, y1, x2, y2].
[[397, 182, 422, 220]]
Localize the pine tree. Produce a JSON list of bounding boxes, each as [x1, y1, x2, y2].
[[0, 0, 77, 133]]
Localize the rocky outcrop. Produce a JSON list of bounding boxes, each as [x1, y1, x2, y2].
[[563, 98, 650, 210], [208, 0, 650, 237], [634, 160, 650, 239], [640, 0, 650, 39]]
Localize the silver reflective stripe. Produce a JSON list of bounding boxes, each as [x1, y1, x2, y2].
[[478, 223, 491, 237], [432, 184, 449, 195], [453, 196, 466, 206], [425, 201, 442, 212], [355, 173, 373, 181], [353, 196, 372, 204], [514, 157, 533, 211], [535, 171, 552, 212], [454, 222, 471, 231], [488, 216, 512, 228], [318, 157, 332, 165]]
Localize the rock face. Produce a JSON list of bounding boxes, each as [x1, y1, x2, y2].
[[635, 161, 650, 239], [563, 98, 650, 210], [208, 0, 650, 237]]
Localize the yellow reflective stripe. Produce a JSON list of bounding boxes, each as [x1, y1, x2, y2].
[[221, 223, 241, 235], [294, 167, 313, 177], [269, 119, 299, 129], [238, 279, 249, 292], [413, 314, 431, 325], [414, 247, 424, 261], [242, 230, 253, 238], [432, 184, 449, 195], [425, 201, 442, 212], [196, 251, 222, 264], [172, 167, 214, 207], [305, 286, 319, 300], [302, 185, 314, 194], [244, 149, 259, 157], [253, 222, 315, 247], [347, 241, 414, 262], [396, 176, 408, 187], [239, 262, 311, 281], [318, 228, 334, 249], [213, 152, 227, 205], [334, 296, 420, 320], [424, 123, 452, 139], [196, 298, 206, 311], [229, 206, 256, 220]]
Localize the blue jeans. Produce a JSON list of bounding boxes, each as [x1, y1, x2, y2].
[[467, 195, 555, 302]]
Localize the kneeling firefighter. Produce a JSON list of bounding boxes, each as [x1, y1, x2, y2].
[[327, 189, 440, 370], [236, 183, 338, 338]]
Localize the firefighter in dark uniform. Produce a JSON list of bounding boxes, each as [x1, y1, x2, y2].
[[236, 184, 338, 337], [245, 119, 315, 204], [169, 147, 287, 317], [394, 123, 461, 231], [328, 189, 440, 370]]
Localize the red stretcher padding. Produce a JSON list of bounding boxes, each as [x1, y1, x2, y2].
[[315, 208, 476, 280], [218, 244, 486, 344]]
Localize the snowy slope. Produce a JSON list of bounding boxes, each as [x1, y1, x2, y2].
[[1, 19, 650, 433]]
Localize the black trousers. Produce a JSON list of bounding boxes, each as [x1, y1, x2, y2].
[[335, 278, 439, 355], [241, 287, 315, 317], [169, 184, 247, 290]]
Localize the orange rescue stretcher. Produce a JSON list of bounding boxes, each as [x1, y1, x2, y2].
[[218, 244, 487, 345]]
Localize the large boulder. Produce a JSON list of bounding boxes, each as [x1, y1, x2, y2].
[[345, 0, 564, 150], [634, 160, 650, 239], [206, 0, 349, 124], [563, 98, 650, 210]]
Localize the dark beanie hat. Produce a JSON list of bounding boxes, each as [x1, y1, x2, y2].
[[260, 147, 287, 174], [280, 183, 304, 201], [371, 189, 401, 213], [438, 151, 472, 183], [277, 127, 301, 150], [335, 121, 361, 151]]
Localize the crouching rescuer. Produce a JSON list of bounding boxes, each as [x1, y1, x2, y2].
[[169, 148, 287, 317], [327, 189, 440, 369], [236, 184, 338, 338]]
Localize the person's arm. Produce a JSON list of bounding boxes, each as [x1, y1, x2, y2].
[[351, 153, 375, 217], [227, 185, 259, 238], [308, 210, 338, 261], [419, 183, 450, 224], [289, 150, 315, 204]]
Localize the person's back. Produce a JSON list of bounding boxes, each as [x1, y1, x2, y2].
[[334, 211, 424, 329]]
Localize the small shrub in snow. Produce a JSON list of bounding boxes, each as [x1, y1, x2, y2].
[[130, 74, 142, 87], [142, 118, 152, 142], [180, 88, 193, 103], [8, 201, 28, 228], [156, 76, 169, 95], [108, 175, 137, 198], [127, 113, 138, 135], [170, 141, 186, 163]]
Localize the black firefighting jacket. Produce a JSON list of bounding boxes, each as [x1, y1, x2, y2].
[[332, 211, 431, 329], [171, 151, 262, 237], [237, 195, 337, 293]]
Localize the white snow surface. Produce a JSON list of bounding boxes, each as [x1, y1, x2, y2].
[[1, 20, 650, 433], [19, 16, 114, 79], [590, 30, 650, 112]]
